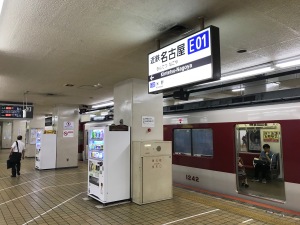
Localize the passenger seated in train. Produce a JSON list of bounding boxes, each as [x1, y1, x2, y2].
[[253, 144, 273, 183], [238, 157, 249, 188]]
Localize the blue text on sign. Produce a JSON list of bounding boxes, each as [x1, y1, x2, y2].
[[187, 30, 209, 55]]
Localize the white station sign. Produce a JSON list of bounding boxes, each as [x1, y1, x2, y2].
[[148, 26, 220, 93]]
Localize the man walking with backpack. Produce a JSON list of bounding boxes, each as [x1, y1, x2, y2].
[[10, 135, 26, 177]]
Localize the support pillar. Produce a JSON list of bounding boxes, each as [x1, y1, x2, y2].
[[114, 79, 163, 141], [52, 105, 79, 168]]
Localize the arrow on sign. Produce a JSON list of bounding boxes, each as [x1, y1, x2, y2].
[[150, 75, 154, 80]]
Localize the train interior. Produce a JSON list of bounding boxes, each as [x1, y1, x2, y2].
[[235, 123, 285, 202]]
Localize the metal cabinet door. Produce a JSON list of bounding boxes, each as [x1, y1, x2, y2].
[[142, 155, 172, 203]]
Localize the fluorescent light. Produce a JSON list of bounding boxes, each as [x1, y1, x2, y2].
[[91, 102, 114, 109], [266, 82, 280, 90], [175, 98, 203, 104], [86, 110, 100, 114], [221, 67, 274, 81], [276, 59, 300, 68], [0, 0, 4, 15], [195, 66, 275, 87], [232, 88, 245, 92], [93, 116, 105, 120]]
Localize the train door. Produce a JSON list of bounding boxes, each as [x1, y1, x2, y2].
[[235, 123, 285, 201]]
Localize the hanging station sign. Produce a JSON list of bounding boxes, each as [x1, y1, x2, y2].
[[0, 103, 34, 119], [148, 26, 221, 93]]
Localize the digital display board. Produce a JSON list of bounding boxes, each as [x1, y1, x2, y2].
[[148, 26, 221, 93], [0, 104, 34, 119]]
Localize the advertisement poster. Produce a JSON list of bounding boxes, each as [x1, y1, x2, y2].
[[248, 129, 261, 151], [30, 129, 37, 144], [263, 131, 279, 142]]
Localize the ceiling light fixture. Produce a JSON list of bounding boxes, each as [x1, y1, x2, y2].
[[221, 66, 274, 81], [232, 88, 245, 92], [266, 82, 280, 89], [275, 59, 300, 68], [237, 49, 247, 53], [91, 101, 114, 109], [64, 83, 74, 87], [93, 83, 103, 88]]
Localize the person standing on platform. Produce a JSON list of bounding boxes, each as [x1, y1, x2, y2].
[[10, 135, 25, 177]]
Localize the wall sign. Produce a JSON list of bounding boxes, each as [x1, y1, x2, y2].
[[45, 117, 53, 126], [148, 26, 220, 93], [142, 116, 155, 127], [64, 121, 74, 129], [63, 130, 74, 138]]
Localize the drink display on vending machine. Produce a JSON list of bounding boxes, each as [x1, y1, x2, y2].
[[88, 126, 130, 204], [88, 128, 104, 188], [35, 129, 42, 151]]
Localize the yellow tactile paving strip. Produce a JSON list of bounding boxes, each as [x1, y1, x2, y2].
[[0, 149, 299, 225]]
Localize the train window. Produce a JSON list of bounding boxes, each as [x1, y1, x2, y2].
[[192, 129, 213, 157], [173, 129, 192, 155]]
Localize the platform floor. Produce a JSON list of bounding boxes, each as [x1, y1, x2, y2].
[[0, 149, 299, 225]]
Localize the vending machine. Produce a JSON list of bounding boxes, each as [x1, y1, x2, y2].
[[88, 125, 130, 204], [35, 134, 57, 170]]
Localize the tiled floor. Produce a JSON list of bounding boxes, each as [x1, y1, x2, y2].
[[1, 149, 299, 225]]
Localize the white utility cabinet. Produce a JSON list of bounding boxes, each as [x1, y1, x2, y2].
[[132, 141, 172, 204], [88, 125, 130, 204], [35, 134, 57, 170]]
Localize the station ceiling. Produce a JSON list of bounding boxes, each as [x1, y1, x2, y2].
[[0, 0, 300, 115]]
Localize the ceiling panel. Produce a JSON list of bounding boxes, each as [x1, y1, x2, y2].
[[0, 0, 299, 115]]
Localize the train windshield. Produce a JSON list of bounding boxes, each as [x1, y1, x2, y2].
[[235, 123, 285, 202]]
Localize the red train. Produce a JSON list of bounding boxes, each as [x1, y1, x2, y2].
[[163, 101, 300, 213]]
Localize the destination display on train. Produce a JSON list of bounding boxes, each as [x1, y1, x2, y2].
[[0, 104, 34, 118], [148, 26, 221, 93]]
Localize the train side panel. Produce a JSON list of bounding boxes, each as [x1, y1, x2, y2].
[[164, 102, 300, 212]]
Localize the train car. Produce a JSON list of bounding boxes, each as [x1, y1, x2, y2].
[[163, 101, 300, 213]]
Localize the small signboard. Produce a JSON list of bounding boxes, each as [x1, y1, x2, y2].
[[45, 117, 52, 126], [63, 130, 74, 138], [64, 121, 74, 129], [142, 116, 155, 127]]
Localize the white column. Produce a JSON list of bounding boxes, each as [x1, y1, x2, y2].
[[114, 79, 163, 141], [1, 122, 12, 148], [53, 105, 79, 168]]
